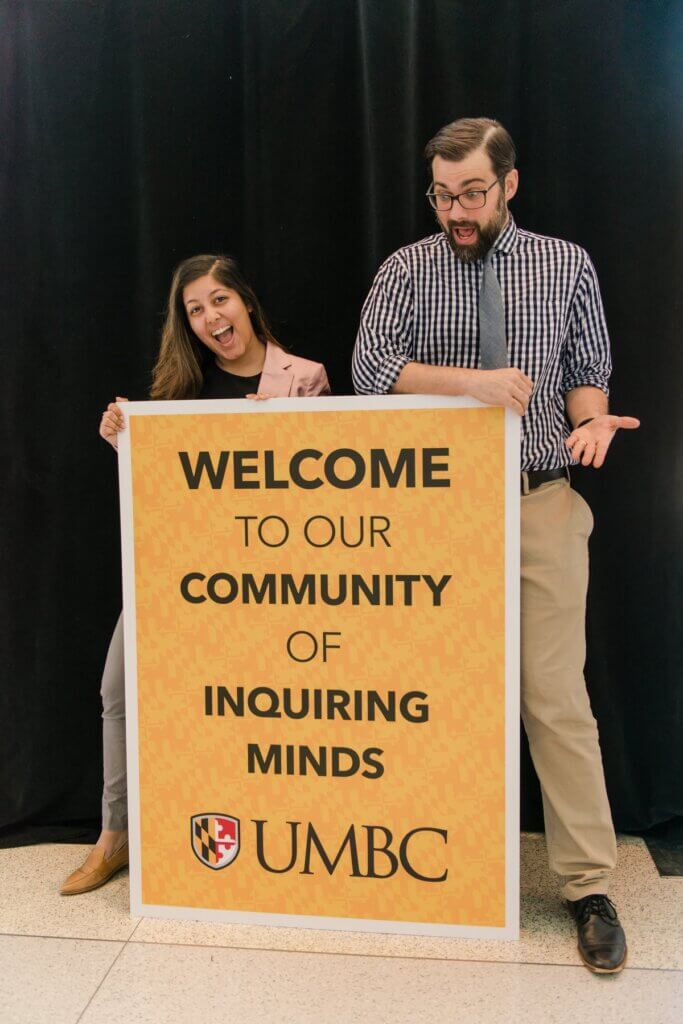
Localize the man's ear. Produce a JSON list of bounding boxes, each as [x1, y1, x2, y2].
[[505, 169, 519, 203]]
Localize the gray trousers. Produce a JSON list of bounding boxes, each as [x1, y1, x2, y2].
[[100, 612, 127, 830]]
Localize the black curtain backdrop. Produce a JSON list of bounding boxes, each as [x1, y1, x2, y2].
[[2, 0, 681, 841]]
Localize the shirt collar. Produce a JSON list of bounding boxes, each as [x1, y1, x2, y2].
[[492, 214, 518, 255]]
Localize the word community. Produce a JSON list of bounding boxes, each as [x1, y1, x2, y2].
[[181, 571, 452, 607]]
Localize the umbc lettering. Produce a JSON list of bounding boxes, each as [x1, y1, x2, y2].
[[247, 743, 385, 779], [178, 447, 450, 490], [253, 820, 448, 883]]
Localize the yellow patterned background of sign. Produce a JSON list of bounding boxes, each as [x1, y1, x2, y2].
[[130, 405, 506, 926]]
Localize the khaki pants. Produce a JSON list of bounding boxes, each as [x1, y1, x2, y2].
[[100, 612, 127, 831], [521, 476, 617, 900]]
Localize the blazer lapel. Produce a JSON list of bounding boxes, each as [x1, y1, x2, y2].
[[258, 340, 294, 397]]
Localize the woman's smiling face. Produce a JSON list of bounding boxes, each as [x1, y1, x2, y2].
[[183, 273, 259, 364]]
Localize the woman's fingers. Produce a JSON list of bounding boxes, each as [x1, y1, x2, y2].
[[103, 412, 124, 431]]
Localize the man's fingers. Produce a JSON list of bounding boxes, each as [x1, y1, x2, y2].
[[511, 369, 534, 392], [581, 441, 597, 466], [568, 436, 587, 460], [505, 395, 525, 416], [616, 416, 640, 429], [592, 441, 610, 469], [510, 367, 532, 383], [511, 386, 530, 410]]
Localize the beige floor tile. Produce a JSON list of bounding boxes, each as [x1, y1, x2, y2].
[[3, 834, 680, 974], [0, 843, 139, 941], [130, 834, 683, 971], [79, 941, 683, 1024], [0, 934, 123, 1024]]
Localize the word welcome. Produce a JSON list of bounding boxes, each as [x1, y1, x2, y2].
[[178, 447, 451, 490]]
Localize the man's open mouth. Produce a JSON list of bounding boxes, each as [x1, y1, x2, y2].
[[452, 226, 477, 242]]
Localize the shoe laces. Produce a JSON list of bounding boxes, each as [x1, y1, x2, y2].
[[575, 894, 618, 926]]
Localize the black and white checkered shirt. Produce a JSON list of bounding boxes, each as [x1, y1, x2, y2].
[[352, 216, 612, 471]]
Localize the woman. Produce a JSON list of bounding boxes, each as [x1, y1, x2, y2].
[[60, 254, 330, 895]]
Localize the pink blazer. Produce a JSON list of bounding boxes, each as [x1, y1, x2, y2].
[[258, 340, 330, 397]]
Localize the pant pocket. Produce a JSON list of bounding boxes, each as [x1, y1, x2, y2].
[[571, 488, 594, 538]]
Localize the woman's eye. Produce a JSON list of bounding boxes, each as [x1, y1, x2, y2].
[[189, 306, 200, 315], [215, 295, 227, 303]]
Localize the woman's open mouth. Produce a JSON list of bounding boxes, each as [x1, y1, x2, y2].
[[211, 325, 234, 346]]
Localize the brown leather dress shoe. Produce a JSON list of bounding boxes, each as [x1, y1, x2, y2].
[[59, 841, 129, 895]]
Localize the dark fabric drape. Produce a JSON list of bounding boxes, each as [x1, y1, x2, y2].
[[2, 0, 681, 840]]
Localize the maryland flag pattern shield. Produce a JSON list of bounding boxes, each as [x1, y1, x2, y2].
[[191, 814, 240, 870]]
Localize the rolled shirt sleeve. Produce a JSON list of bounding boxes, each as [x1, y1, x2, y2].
[[562, 252, 612, 396], [352, 255, 414, 394]]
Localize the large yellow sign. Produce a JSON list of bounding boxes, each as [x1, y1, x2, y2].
[[119, 396, 519, 938]]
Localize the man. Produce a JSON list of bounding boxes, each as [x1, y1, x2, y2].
[[352, 117, 639, 973]]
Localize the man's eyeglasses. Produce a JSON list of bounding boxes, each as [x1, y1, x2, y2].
[[426, 176, 504, 212]]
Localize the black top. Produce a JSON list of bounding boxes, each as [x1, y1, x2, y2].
[[198, 361, 262, 400]]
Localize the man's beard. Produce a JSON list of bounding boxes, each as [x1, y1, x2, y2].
[[443, 195, 508, 263]]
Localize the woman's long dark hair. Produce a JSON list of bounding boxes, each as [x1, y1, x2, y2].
[[150, 254, 281, 400]]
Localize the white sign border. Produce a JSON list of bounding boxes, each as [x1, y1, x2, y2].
[[118, 394, 520, 939]]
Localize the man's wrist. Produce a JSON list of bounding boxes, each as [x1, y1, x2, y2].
[[576, 416, 595, 429]]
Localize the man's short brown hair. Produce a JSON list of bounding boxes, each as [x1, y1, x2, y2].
[[424, 117, 516, 179]]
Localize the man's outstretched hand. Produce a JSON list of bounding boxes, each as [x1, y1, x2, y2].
[[565, 415, 640, 468]]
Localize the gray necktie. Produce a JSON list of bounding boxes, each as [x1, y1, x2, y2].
[[478, 250, 508, 369]]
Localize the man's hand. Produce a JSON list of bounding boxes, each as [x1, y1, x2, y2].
[[565, 414, 640, 468], [466, 368, 534, 416]]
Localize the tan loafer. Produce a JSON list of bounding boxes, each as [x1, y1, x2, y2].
[[59, 841, 129, 895]]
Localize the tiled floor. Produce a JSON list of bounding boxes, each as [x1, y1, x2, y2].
[[1, 834, 681, 1023]]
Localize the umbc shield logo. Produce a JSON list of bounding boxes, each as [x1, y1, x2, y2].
[[191, 813, 240, 870]]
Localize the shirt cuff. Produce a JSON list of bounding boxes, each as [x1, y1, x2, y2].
[[562, 375, 610, 396], [374, 353, 412, 394]]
